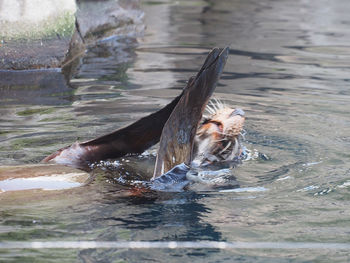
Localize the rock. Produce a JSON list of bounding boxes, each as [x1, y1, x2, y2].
[[0, 0, 144, 70], [75, 0, 144, 41], [0, 0, 76, 70], [0, 39, 73, 70], [62, 0, 144, 78]]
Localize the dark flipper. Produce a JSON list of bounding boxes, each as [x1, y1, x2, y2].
[[152, 47, 229, 179], [148, 163, 190, 192], [43, 47, 229, 174], [42, 92, 183, 169]]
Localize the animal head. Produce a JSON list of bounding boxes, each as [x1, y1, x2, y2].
[[193, 99, 245, 166]]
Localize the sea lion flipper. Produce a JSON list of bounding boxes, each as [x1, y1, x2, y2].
[[42, 90, 184, 169], [152, 47, 229, 179]]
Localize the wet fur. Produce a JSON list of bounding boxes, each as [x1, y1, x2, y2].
[[193, 98, 245, 166]]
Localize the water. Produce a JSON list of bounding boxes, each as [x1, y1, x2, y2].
[[1, 0, 350, 262]]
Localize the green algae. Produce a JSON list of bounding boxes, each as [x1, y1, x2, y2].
[[17, 108, 55, 117]]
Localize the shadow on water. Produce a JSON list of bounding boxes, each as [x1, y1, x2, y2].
[[71, 189, 225, 262], [0, 70, 73, 106], [97, 192, 221, 241]]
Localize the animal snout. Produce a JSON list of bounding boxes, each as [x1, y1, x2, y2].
[[231, 108, 245, 117]]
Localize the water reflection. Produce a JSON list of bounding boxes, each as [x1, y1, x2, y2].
[[72, 190, 224, 262], [1, 0, 350, 262], [97, 192, 221, 241], [0, 70, 73, 106]]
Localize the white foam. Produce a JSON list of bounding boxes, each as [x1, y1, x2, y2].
[[219, 186, 267, 193]]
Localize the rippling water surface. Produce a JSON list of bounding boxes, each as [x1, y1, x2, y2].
[[1, 0, 350, 262]]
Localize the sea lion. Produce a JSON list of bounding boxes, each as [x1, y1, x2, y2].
[[43, 47, 244, 185], [152, 47, 229, 178]]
